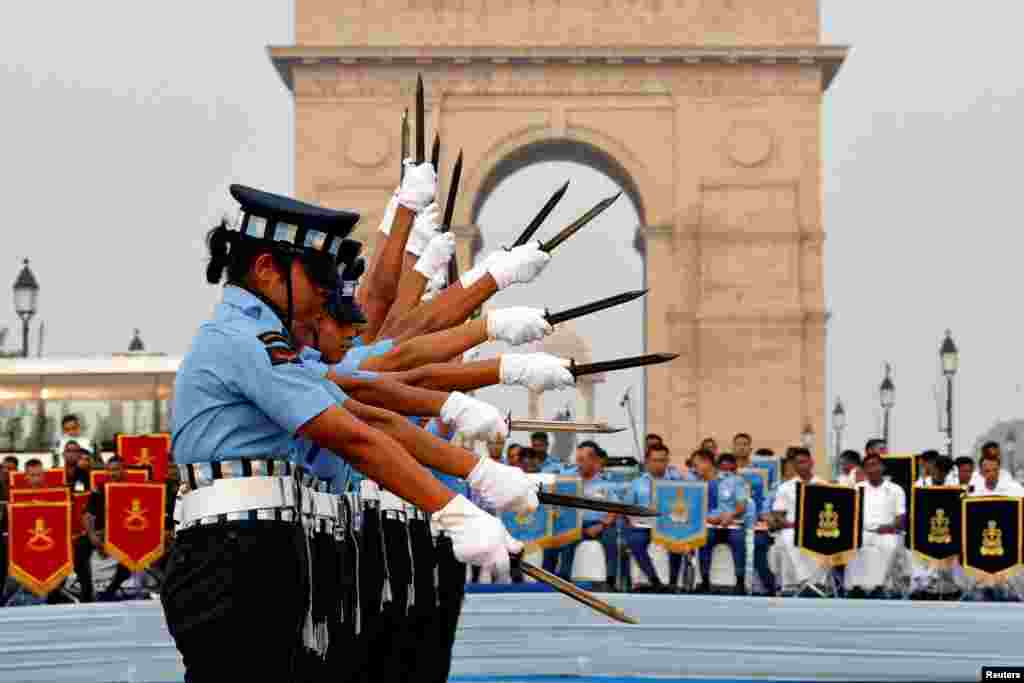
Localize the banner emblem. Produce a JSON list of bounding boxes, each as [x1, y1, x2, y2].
[[117, 433, 171, 481], [817, 503, 840, 539], [928, 509, 952, 545], [669, 489, 689, 525], [981, 521, 1004, 557], [27, 518, 56, 552], [124, 499, 149, 531]]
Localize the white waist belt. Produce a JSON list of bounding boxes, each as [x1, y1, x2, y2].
[[360, 480, 412, 513], [178, 476, 311, 527]]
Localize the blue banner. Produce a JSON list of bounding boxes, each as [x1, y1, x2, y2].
[[548, 477, 583, 548], [739, 467, 767, 516], [651, 480, 708, 553], [751, 455, 780, 490]]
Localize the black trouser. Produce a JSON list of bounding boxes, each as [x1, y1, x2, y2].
[[358, 512, 414, 683], [421, 535, 466, 683], [160, 521, 310, 682], [397, 518, 439, 683], [327, 500, 359, 683]]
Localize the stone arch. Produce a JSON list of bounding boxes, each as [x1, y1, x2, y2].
[[468, 136, 647, 229]]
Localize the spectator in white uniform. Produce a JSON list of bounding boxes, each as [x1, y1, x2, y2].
[[968, 442, 1014, 492], [971, 450, 1024, 498], [845, 452, 906, 597], [953, 456, 974, 488], [769, 448, 825, 595], [913, 450, 939, 487], [836, 451, 862, 486]]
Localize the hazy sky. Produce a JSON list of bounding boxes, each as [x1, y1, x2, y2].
[[1, 2, 1021, 460]]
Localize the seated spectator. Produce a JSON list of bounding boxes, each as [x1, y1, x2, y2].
[[932, 456, 954, 487], [61, 441, 92, 491], [969, 442, 1013, 491], [519, 447, 542, 474], [733, 433, 753, 469], [913, 450, 940, 487], [845, 452, 906, 597], [954, 456, 975, 487], [700, 437, 719, 458], [645, 433, 664, 451], [972, 451, 1024, 497], [505, 443, 523, 470], [837, 450, 862, 485], [770, 448, 826, 595], [3, 456, 18, 473], [697, 452, 748, 594], [56, 414, 93, 461], [541, 442, 622, 589], [24, 458, 47, 489], [623, 444, 684, 593]]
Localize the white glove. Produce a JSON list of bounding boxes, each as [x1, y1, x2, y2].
[[467, 456, 540, 514], [458, 250, 505, 289], [407, 202, 442, 257], [440, 392, 510, 441], [396, 159, 437, 212], [486, 307, 552, 346], [525, 472, 557, 489], [434, 494, 523, 571], [485, 244, 550, 290], [499, 353, 575, 392], [414, 230, 454, 277], [421, 269, 448, 302], [377, 188, 400, 236]]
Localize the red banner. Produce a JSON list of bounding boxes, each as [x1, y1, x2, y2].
[[9, 469, 66, 491], [7, 501, 73, 596], [104, 482, 166, 571], [9, 487, 70, 505], [90, 468, 148, 491], [117, 433, 171, 482], [72, 492, 91, 539]]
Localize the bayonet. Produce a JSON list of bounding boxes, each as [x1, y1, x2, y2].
[[510, 180, 570, 249], [400, 109, 409, 181], [539, 192, 621, 253], [511, 557, 639, 624], [415, 74, 425, 164], [430, 133, 440, 172], [545, 289, 647, 326], [570, 352, 678, 378], [536, 490, 658, 518], [507, 417, 625, 434]]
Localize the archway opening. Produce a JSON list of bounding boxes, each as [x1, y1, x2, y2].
[[470, 140, 648, 463]]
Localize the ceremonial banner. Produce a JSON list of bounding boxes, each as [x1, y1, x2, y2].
[[90, 468, 149, 491], [72, 492, 91, 539], [7, 501, 73, 596], [501, 478, 559, 554], [117, 433, 171, 482], [9, 487, 69, 505], [739, 468, 767, 517], [961, 496, 1023, 584], [8, 469, 66, 491], [104, 482, 167, 571], [750, 455, 780, 490], [880, 455, 915, 504], [795, 482, 863, 566], [651, 480, 707, 553], [910, 486, 963, 568]]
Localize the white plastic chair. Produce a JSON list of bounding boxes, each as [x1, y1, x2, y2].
[[570, 540, 607, 583]]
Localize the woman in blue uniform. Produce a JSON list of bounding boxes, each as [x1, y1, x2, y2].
[[162, 185, 522, 682]]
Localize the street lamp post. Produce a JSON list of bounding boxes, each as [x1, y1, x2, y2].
[[832, 398, 846, 480], [1006, 427, 1018, 475], [12, 260, 40, 358], [940, 330, 959, 458], [880, 363, 895, 446]]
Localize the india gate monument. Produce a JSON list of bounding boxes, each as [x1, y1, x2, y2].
[[269, 0, 846, 472]]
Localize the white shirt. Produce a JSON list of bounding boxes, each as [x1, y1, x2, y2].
[[837, 471, 857, 487], [969, 469, 1013, 492], [857, 479, 906, 530], [970, 476, 1024, 498], [771, 476, 824, 523], [913, 476, 933, 488]]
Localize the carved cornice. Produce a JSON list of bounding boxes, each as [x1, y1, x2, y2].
[[269, 45, 848, 92]]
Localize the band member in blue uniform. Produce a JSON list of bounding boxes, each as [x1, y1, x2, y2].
[[162, 185, 524, 683]]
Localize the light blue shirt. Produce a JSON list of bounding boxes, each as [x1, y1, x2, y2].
[[172, 286, 343, 465], [581, 477, 622, 526], [342, 338, 395, 370], [711, 472, 749, 519], [299, 346, 380, 381], [624, 470, 685, 510]]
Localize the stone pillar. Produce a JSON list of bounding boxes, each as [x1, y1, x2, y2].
[[580, 379, 596, 422], [451, 223, 481, 283]]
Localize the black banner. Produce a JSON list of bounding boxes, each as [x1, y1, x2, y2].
[[909, 486, 963, 567], [961, 496, 1022, 583], [794, 482, 863, 566]]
